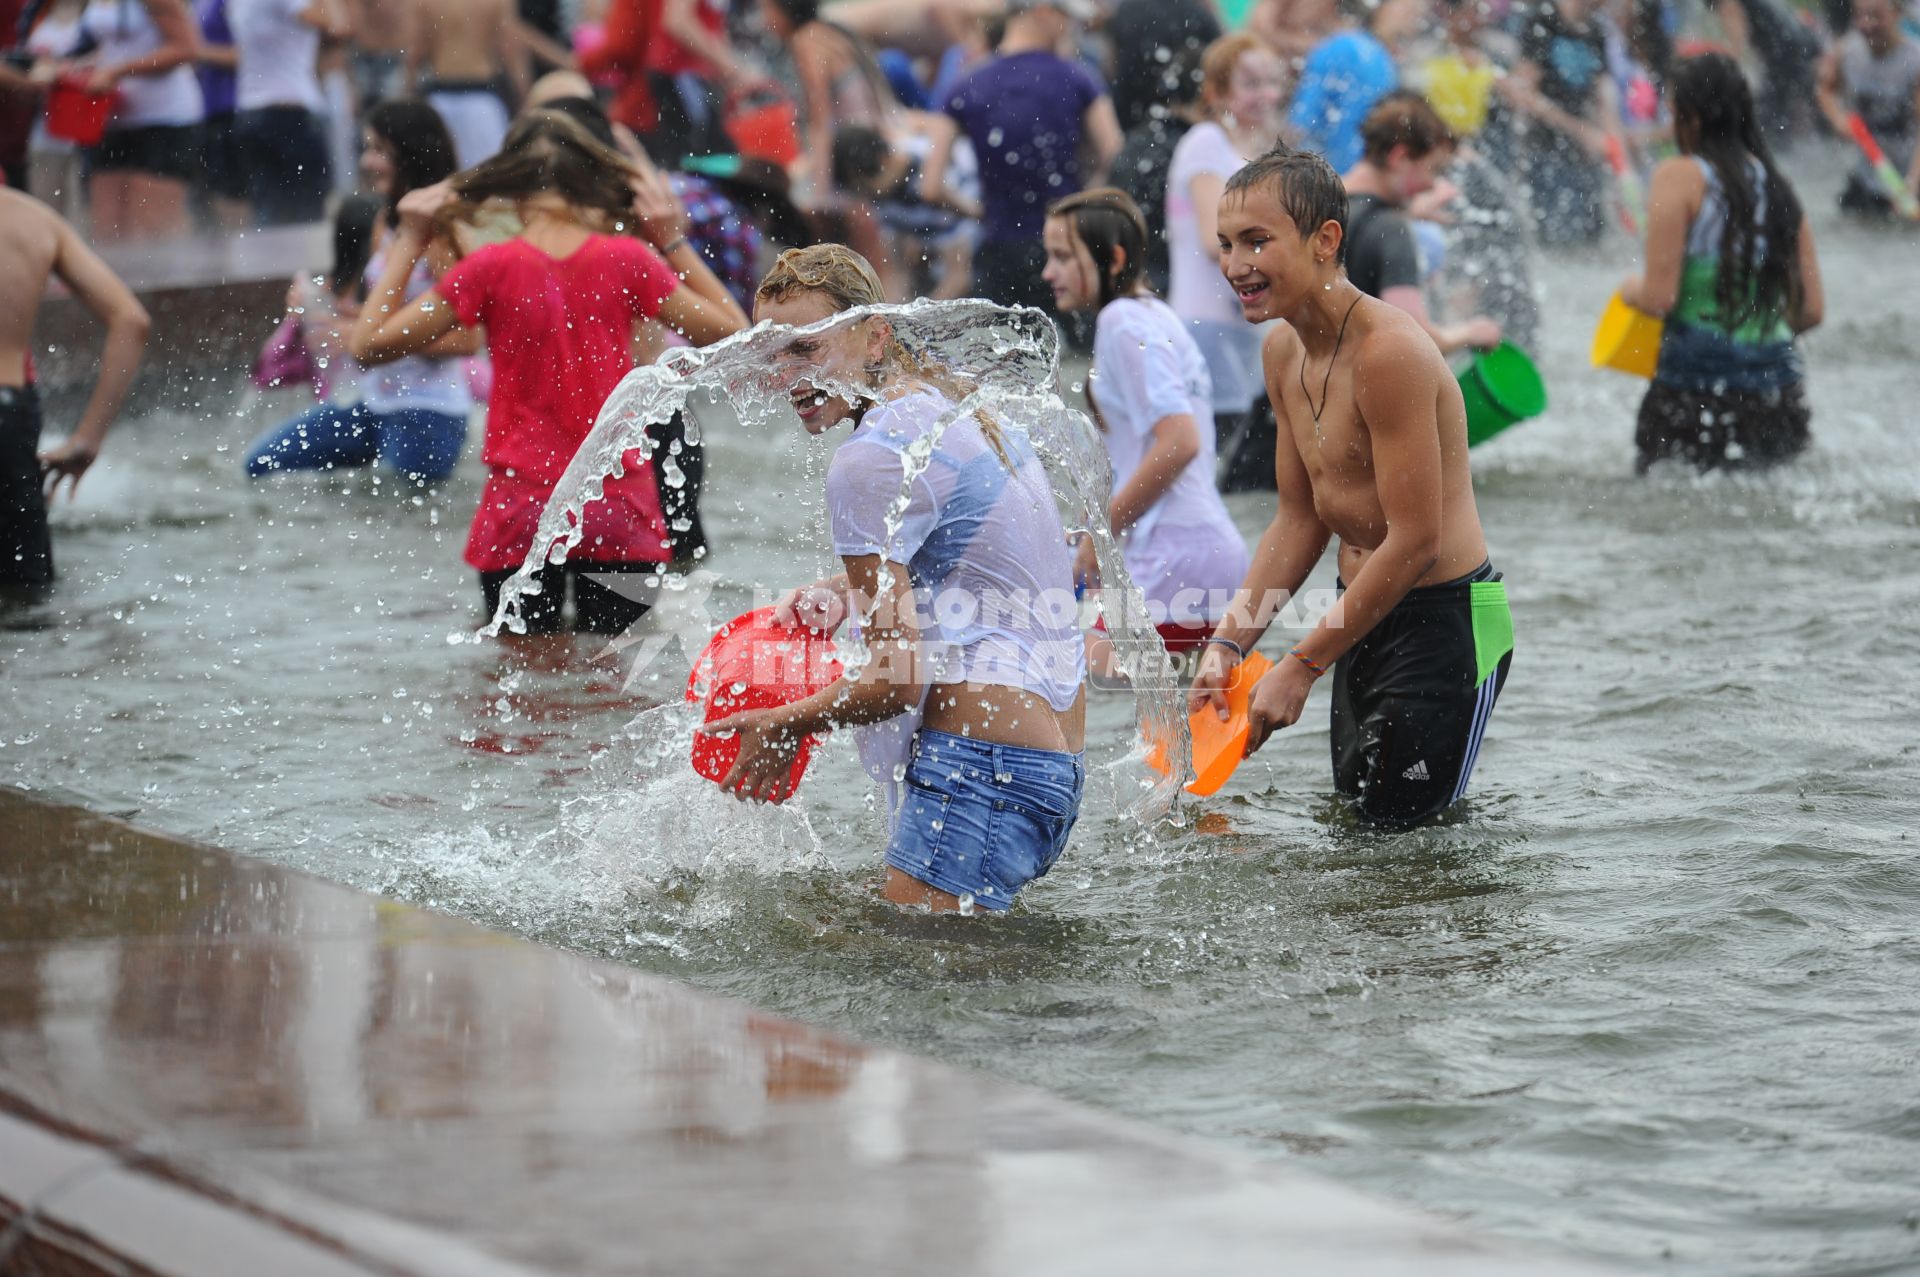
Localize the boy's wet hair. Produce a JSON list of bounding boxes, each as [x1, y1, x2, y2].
[[831, 126, 891, 192], [1360, 91, 1455, 165], [1221, 145, 1350, 264]]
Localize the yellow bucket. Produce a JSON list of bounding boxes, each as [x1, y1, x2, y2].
[[1590, 293, 1664, 379]]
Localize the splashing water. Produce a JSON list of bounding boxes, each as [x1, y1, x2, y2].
[[1432, 149, 1545, 356], [482, 298, 1194, 827]]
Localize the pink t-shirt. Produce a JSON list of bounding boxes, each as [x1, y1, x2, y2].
[[437, 234, 679, 571]]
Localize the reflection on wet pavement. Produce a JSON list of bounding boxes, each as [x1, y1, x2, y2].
[[0, 788, 1619, 1275]]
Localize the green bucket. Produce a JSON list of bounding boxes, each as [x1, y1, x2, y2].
[[1457, 342, 1548, 447]]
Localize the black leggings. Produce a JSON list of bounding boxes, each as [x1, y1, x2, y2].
[[479, 564, 657, 635]]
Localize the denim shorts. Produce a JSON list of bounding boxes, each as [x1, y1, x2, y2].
[[886, 729, 1085, 911]]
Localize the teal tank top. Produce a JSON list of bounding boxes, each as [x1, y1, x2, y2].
[[1670, 156, 1791, 346]]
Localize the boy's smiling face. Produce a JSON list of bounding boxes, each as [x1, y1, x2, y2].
[[1217, 184, 1337, 325]]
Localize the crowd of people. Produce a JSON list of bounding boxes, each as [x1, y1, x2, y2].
[[2, 0, 1913, 244], [1, 0, 1899, 914]]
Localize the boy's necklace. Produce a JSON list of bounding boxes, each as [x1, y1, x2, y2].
[[1299, 294, 1363, 436]]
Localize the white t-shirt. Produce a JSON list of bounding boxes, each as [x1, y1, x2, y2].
[[825, 388, 1085, 809], [1090, 297, 1250, 625], [230, 0, 323, 113], [826, 388, 1085, 713], [358, 243, 474, 417], [1165, 121, 1247, 326], [78, 0, 203, 127]]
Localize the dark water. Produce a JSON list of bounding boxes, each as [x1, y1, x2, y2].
[[5, 155, 1918, 1275]]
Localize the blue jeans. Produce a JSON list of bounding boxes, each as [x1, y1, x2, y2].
[[244, 402, 468, 485], [886, 728, 1085, 911]]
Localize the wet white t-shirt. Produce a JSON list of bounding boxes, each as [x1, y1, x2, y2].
[[230, 0, 324, 113], [826, 388, 1086, 807], [827, 387, 1085, 710], [358, 243, 473, 417], [1090, 297, 1249, 625]]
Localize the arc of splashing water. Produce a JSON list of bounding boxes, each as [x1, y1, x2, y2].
[[481, 297, 1196, 821]]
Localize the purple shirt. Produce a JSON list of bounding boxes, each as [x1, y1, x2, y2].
[[196, 0, 236, 117], [944, 50, 1106, 244]]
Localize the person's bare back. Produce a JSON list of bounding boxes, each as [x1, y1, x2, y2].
[[348, 0, 410, 55], [409, 0, 514, 83], [0, 190, 64, 388]]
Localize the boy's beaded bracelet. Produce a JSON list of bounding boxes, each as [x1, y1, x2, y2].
[[1289, 647, 1326, 678], [1203, 636, 1245, 662]]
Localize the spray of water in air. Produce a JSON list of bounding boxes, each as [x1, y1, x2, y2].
[[476, 299, 1194, 864]]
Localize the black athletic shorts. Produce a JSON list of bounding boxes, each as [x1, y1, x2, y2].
[[87, 124, 201, 181], [0, 385, 54, 587], [1329, 560, 1514, 829], [479, 563, 658, 635]]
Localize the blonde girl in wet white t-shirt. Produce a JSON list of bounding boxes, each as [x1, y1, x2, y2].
[[713, 244, 1088, 917]]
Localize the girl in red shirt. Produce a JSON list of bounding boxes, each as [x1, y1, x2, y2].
[[350, 110, 747, 633]]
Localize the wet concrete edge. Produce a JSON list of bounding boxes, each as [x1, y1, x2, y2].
[[0, 786, 1631, 1276]]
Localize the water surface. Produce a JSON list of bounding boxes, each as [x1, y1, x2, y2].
[[5, 153, 1918, 1276]]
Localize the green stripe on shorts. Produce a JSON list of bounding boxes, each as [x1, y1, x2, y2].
[[1469, 580, 1514, 689]]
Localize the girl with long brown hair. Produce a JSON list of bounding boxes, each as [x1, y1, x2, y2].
[[1042, 187, 1248, 674], [349, 109, 748, 632]]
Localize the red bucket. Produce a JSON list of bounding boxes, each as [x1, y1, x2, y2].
[[724, 91, 801, 169], [685, 607, 842, 803], [45, 79, 120, 147]]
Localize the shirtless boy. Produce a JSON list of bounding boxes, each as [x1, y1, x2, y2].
[[407, 0, 529, 167], [0, 188, 151, 587], [1189, 147, 1513, 828]]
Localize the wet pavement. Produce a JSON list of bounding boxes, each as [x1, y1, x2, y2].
[[0, 788, 1624, 1275]]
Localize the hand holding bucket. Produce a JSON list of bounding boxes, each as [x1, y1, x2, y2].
[[687, 608, 842, 803], [1590, 293, 1663, 379], [1147, 651, 1275, 797]]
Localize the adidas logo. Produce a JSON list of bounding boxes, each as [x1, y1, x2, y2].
[[1401, 760, 1430, 781]]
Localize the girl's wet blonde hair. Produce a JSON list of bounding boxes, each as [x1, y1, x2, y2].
[[755, 245, 1011, 466]]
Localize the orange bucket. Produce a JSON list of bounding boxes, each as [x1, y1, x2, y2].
[[1145, 650, 1274, 797], [45, 78, 120, 147]]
